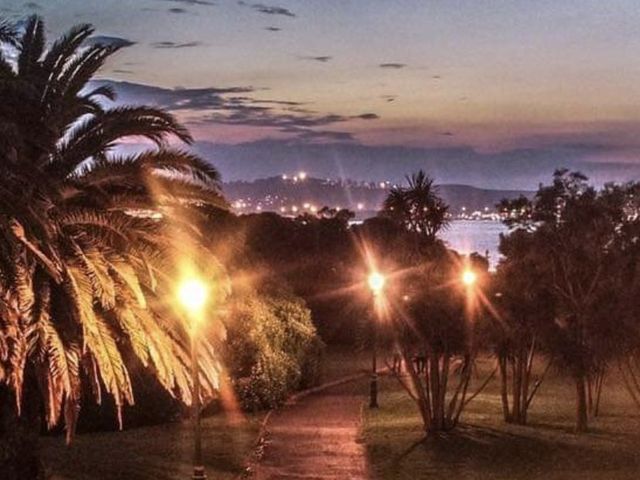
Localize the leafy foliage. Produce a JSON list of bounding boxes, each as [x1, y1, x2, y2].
[[223, 292, 323, 411], [0, 15, 227, 443], [498, 170, 640, 430]]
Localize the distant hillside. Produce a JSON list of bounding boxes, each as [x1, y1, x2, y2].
[[221, 176, 533, 217]]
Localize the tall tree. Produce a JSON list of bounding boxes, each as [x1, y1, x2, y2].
[[0, 16, 227, 478], [392, 254, 492, 435], [380, 170, 449, 245], [500, 170, 635, 432], [370, 177, 492, 435], [491, 229, 554, 424]]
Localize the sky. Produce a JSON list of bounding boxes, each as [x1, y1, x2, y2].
[[2, 0, 640, 188]]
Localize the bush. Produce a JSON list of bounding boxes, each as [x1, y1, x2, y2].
[[224, 293, 324, 411]]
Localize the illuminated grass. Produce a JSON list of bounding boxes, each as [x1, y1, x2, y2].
[[363, 362, 640, 480]]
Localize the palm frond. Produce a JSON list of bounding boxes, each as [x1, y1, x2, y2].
[[0, 18, 17, 45], [66, 265, 133, 428], [17, 16, 45, 78], [53, 107, 192, 178], [42, 23, 94, 86]]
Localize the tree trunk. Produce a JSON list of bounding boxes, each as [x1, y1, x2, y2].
[[0, 387, 44, 480], [429, 353, 443, 431], [515, 346, 530, 424], [593, 367, 605, 418], [575, 372, 589, 433], [512, 353, 523, 424], [498, 354, 511, 422], [402, 350, 431, 434]]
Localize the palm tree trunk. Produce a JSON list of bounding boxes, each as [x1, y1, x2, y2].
[[0, 387, 44, 480]]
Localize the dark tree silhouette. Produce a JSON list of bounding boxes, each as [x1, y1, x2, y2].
[[499, 170, 640, 432], [490, 229, 555, 424], [381, 170, 450, 244]]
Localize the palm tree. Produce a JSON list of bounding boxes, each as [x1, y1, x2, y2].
[[0, 16, 227, 476], [381, 170, 449, 243]]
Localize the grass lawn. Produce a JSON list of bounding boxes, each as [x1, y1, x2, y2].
[[41, 412, 262, 480], [320, 346, 373, 383], [363, 358, 640, 480]]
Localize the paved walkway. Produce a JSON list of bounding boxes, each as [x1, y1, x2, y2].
[[253, 380, 371, 480]]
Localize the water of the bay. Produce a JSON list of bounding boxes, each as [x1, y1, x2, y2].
[[442, 220, 508, 269]]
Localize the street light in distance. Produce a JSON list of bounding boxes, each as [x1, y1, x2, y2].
[[367, 270, 386, 408], [368, 271, 386, 296], [462, 269, 477, 287]]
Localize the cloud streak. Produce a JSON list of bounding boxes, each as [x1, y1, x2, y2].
[[87, 35, 136, 48], [239, 1, 295, 17], [300, 55, 332, 63], [379, 63, 406, 69], [93, 80, 378, 143], [151, 41, 202, 48], [159, 0, 215, 6]]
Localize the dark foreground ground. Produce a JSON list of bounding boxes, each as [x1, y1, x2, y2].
[[42, 413, 262, 480], [41, 352, 640, 480], [364, 358, 640, 480], [41, 347, 371, 480]]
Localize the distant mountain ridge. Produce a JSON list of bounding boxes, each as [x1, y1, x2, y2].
[[221, 176, 534, 215]]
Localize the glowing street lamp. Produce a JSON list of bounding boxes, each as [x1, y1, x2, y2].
[[368, 271, 386, 296], [367, 271, 386, 408], [179, 279, 208, 314], [178, 277, 209, 480], [462, 269, 477, 287]]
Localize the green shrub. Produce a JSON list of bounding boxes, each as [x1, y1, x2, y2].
[[224, 293, 324, 411]]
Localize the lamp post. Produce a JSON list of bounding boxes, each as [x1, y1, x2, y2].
[[367, 271, 385, 409], [178, 278, 209, 480]]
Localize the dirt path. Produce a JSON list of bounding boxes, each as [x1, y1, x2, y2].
[[253, 380, 371, 480]]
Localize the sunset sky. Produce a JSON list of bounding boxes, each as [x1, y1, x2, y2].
[[3, 0, 640, 188]]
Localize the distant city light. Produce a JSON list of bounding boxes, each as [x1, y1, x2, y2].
[[303, 202, 311, 209], [310, 205, 318, 213], [282, 174, 288, 180], [291, 205, 299, 213], [379, 182, 386, 188], [357, 202, 365, 211], [299, 171, 307, 180], [280, 206, 287, 213]]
